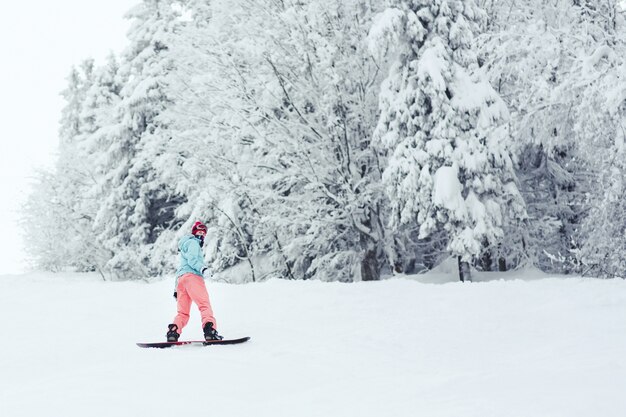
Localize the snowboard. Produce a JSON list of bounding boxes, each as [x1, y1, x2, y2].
[[137, 336, 250, 349]]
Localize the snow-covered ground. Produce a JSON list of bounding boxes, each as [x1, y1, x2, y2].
[[1, 269, 625, 417]]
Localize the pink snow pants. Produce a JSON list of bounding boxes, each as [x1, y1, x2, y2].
[[172, 273, 217, 334]]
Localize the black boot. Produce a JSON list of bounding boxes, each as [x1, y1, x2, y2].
[[203, 322, 223, 341], [166, 324, 180, 342]]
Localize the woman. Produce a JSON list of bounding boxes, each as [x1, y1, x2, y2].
[[166, 221, 222, 341]]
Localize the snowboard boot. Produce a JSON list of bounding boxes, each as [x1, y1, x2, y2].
[[166, 324, 180, 342], [203, 322, 223, 341]]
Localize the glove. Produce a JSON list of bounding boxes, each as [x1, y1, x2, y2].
[[173, 291, 177, 300]]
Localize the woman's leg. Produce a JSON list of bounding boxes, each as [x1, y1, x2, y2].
[[186, 274, 217, 330], [171, 274, 194, 334]]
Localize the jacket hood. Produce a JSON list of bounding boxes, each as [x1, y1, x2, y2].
[[178, 234, 201, 251]]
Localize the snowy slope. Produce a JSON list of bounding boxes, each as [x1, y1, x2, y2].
[[1, 271, 625, 417]]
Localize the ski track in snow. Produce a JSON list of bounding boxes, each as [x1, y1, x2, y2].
[[1, 271, 625, 417]]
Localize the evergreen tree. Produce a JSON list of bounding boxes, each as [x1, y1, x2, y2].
[[94, 0, 187, 279], [371, 0, 526, 281], [24, 59, 116, 274], [45, 61, 95, 270]]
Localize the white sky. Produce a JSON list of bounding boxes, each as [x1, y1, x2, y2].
[[0, 1, 136, 274]]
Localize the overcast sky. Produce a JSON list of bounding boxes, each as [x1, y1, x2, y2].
[[0, 1, 136, 274]]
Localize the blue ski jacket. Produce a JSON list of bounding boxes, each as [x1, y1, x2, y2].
[[175, 235, 206, 285]]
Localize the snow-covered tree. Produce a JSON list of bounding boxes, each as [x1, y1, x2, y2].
[[371, 0, 526, 281], [572, 5, 626, 277], [579, 144, 626, 277], [24, 59, 119, 274], [237, 0, 389, 282], [93, 0, 188, 279], [479, 0, 626, 273], [31, 62, 96, 271], [24, 0, 626, 281], [166, 0, 391, 282]]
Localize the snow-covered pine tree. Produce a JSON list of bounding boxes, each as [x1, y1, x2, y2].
[[93, 0, 187, 279], [23, 61, 96, 272], [24, 53, 131, 275], [22, 168, 68, 272], [370, 0, 526, 281], [72, 54, 127, 274]]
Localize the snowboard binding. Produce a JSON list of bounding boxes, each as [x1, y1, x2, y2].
[[166, 324, 180, 342]]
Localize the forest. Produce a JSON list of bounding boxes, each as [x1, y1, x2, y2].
[[24, 0, 626, 282]]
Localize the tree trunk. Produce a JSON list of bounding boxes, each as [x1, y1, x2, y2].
[[458, 256, 472, 282], [479, 249, 493, 271], [361, 249, 379, 281], [498, 257, 507, 271]]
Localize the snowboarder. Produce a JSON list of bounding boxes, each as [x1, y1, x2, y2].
[[166, 221, 223, 342]]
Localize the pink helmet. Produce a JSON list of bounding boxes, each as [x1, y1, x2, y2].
[[191, 221, 207, 236]]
